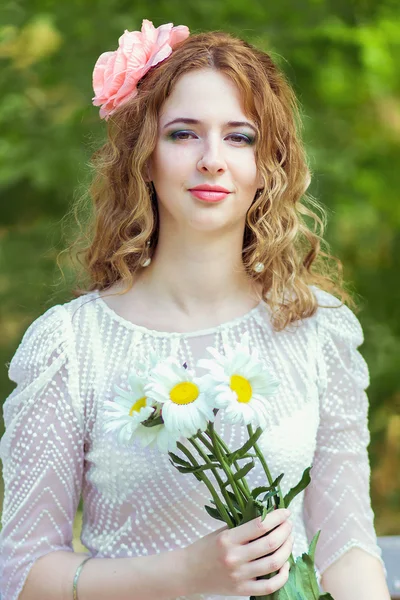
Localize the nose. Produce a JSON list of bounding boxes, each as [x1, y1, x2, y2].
[[197, 137, 227, 174]]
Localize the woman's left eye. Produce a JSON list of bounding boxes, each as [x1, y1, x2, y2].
[[228, 133, 252, 144]]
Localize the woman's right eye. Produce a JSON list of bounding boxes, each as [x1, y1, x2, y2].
[[169, 130, 194, 140]]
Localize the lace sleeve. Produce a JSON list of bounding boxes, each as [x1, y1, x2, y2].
[[302, 288, 386, 577], [0, 304, 84, 600]]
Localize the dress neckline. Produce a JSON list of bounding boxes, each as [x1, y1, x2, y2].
[[90, 289, 268, 338]]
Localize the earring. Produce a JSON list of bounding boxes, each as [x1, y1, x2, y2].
[[253, 261, 265, 273], [140, 239, 152, 267]]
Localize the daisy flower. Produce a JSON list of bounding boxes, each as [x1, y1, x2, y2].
[[103, 372, 156, 445], [145, 358, 216, 439], [197, 333, 280, 429], [135, 423, 183, 453]]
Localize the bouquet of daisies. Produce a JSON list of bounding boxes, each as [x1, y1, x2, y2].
[[103, 333, 334, 600]]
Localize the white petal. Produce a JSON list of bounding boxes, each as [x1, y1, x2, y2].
[[241, 403, 255, 425], [230, 352, 252, 373], [213, 389, 233, 408], [157, 427, 181, 453], [197, 398, 216, 423], [251, 397, 270, 426], [151, 362, 181, 387], [145, 383, 170, 404], [205, 346, 225, 363], [128, 376, 146, 397], [117, 423, 134, 445], [135, 406, 155, 423], [103, 400, 127, 413], [136, 423, 160, 447], [176, 404, 199, 437], [224, 404, 244, 425], [114, 385, 132, 400], [103, 418, 130, 432], [241, 360, 263, 380], [162, 402, 180, 435]]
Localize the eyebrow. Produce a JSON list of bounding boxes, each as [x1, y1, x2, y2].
[[163, 118, 258, 134]]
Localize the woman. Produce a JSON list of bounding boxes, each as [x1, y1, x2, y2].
[[0, 19, 390, 600]]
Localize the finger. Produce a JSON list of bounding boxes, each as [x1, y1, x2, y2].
[[244, 534, 294, 579], [243, 519, 292, 561], [232, 509, 291, 545], [247, 561, 290, 597]]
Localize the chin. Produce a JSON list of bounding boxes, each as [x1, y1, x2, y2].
[[187, 217, 240, 234]]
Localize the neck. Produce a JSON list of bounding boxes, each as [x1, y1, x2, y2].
[[135, 226, 261, 317]]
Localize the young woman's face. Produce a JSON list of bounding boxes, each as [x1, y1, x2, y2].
[[147, 68, 263, 235]]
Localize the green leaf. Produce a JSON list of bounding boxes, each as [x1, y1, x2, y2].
[[227, 427, 264, 463], [283, 467, 312, 507], [270, 576, 307, 599], [142, 415, 164, 427], [296, 553, 321, 597], [204, 504, 226, 522], [238, 495, 257, 525], [221, 460, 255, 487], [226, 490, 243, 511], [251, 485, 273, 500], [173, 463, 219, 474], [268, 549, 325, 600], [308, 530, 321, 563], [168, 452, 192, 468]]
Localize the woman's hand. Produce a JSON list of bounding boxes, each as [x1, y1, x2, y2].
[[182, 508, 294, 597]]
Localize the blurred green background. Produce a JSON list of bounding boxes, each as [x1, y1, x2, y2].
[[0, 0, 399, 551]]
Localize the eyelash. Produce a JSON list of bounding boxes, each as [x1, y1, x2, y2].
[[168, 130, 254, 145]]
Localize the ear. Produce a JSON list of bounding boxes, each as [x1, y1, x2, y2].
[[144, 160, 153, 183], [256, 171, 265, 191]]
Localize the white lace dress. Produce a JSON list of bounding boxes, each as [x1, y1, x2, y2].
[[0, 286, 385, 600]]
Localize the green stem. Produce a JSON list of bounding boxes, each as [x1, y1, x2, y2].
[[175, 441, 235, 528], [188, 436, 240, 524], [207, 422, 246, 514], [247, 424, 285, 508], [202, 430, 252, 498]]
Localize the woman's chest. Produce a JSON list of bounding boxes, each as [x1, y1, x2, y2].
[[83, 320, 321, 508], [85, 393, 320, 513]]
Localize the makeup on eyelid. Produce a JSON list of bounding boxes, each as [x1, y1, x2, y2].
[[167, 130, 255, 144]]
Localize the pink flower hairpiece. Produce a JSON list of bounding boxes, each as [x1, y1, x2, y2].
[[92, 19, 190, 120]]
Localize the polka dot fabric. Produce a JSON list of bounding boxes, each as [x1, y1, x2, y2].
[[0, 286, 385, 599]]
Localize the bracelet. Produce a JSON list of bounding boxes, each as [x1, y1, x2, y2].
[[73, 556, 92, 600]]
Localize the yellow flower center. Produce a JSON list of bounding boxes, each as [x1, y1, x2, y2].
[[170, 382, 199, 405], [230, 374, 252, 403], [129, 396, 147, 416]]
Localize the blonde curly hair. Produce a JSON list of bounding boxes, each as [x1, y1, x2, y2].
[[62, 30, 355, 331]]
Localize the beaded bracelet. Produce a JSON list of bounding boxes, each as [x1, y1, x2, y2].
[[73, 556, 92, 600]]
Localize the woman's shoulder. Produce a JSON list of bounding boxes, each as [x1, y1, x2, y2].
[[308, 284, 364, 348], [60, 290, 99, 322], [11, 291, 98, 358], [7, 295, 87, 388]]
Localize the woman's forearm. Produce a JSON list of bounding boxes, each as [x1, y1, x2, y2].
[[320, 547, 391, 600], [19, 547, 191, 600]]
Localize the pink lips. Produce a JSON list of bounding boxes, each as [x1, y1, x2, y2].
[[190, 190, 230, 202], [189, 185, 232, 203]]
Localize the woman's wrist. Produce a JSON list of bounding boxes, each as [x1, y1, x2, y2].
[[73, 556, 92, 600], [156, 546, 196, 598]]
